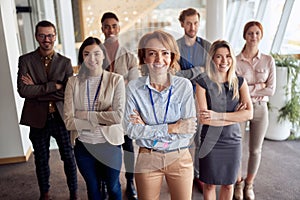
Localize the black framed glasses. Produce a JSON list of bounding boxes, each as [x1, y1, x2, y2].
[[38, 34, 56, 40]]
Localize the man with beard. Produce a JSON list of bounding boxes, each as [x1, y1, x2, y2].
[[176, 8, 211, 193], [100, 12, 139, 200], [17, 20, 78, 200]]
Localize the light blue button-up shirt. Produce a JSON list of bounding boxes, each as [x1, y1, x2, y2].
[[124, 74, 196, 151]]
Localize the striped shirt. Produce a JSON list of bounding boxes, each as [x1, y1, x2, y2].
[[79, 76, 106, 144]]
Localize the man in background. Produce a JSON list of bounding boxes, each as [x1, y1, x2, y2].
[[17, 20, 78, 200], [176, 8, 211, 193], [101, 12, 139, 200]]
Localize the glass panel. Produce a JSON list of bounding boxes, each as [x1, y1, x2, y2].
[[260, 0, 286, 53], [280, 0, 300, 54], [226, 0, 260, 53], [16, 10, 35, 54], [15, 0, 35, 54]]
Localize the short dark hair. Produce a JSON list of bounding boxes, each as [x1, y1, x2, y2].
[[101, 12, 119, 23], [178, 8, 200, 23], [35, 20, 56, 35]]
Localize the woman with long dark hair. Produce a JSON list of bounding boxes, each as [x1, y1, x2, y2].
[[64, 37, 125, 200]]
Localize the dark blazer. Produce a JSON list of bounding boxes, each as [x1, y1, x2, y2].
[[17, 48, 73, 128]]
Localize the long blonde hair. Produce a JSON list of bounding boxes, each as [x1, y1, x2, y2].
[[206, 40, 239, 100]]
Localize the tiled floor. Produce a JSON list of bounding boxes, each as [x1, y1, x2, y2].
[[1, 134, 300, 200]]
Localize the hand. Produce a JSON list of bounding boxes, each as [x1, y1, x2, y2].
[[259, 82, 266, 88], [75, 110, 88, 120], [236, 102, 248, 111], [199, 66, 205, 73], [21, 73, 34, 85], [56, 83, 63, 90], [169, 117, 197, 134], [130, 109, 145, 125], [199, 110, 223, 121], [107, 106, 113, 111], [253, 96, 264, 101]]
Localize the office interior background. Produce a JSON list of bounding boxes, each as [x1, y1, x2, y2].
[[0, 0, 299, 163]]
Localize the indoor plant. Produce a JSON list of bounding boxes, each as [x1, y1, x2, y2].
[[268, 54, 300, 140]]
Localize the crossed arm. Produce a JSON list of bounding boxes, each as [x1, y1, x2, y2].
[[195, 81, 253, 126]]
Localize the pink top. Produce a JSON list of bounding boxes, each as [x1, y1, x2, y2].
[[236, 51, 276, 103]]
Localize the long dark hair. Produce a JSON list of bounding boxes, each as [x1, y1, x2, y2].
[[77, 37, 110, 80]]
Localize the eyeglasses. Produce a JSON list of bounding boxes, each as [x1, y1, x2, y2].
[[37, 34, 56, 40]]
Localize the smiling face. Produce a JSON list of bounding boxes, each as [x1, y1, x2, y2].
[[244, 25, 262, 47], [82, 44, 104, 75], [101, 18, 120, 40], [213, 47, 232, 74], [35, 26, 56, 53], [143, 38, 171, 76]]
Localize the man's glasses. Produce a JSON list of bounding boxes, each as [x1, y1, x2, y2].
[[37, 34, 56, 40]]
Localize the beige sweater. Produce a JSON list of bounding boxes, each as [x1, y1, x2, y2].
[[64, 70, 125, 145]]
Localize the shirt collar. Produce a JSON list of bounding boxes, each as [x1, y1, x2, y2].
[[144, 73, 175, 91], [240, 50, 261, 61], [182, 36, 201, 47], [38, 48, 55, 60]]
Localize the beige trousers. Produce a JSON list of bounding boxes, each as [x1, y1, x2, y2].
[[135, 148, 193, 200], [240, 101, 269, 176]]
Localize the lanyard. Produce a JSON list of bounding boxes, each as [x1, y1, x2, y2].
[[148, 86, 172, 124], [87, 75, 103, 111]]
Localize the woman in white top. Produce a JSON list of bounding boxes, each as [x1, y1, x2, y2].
[[64, 37, 125, 200]]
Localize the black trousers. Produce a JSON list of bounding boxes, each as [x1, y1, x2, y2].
[[122, 135, 135, 181], [29, 112, 77, 194]]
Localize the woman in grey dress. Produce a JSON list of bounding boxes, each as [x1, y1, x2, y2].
[[195, 40, 253, 200]]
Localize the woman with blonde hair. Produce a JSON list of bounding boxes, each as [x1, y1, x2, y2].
[[195, 40, 253, 200], [234, 21, 276, 200], [124, 30, 197, 200]]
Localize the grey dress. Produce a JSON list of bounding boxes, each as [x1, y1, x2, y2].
[[195, 73, 244, 185]]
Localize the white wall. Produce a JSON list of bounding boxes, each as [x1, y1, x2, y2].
[[0, 0, 31, 161]]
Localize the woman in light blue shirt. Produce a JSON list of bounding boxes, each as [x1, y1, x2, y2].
[[124, 30, 197, 200]]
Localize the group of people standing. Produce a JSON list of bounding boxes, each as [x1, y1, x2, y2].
[[17, 7, 275, 200]]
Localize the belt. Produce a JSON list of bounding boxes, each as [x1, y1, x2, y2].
[[139, 146, 189, 154]]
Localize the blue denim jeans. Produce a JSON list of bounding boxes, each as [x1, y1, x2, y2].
[[74, 139, 122, 200]]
